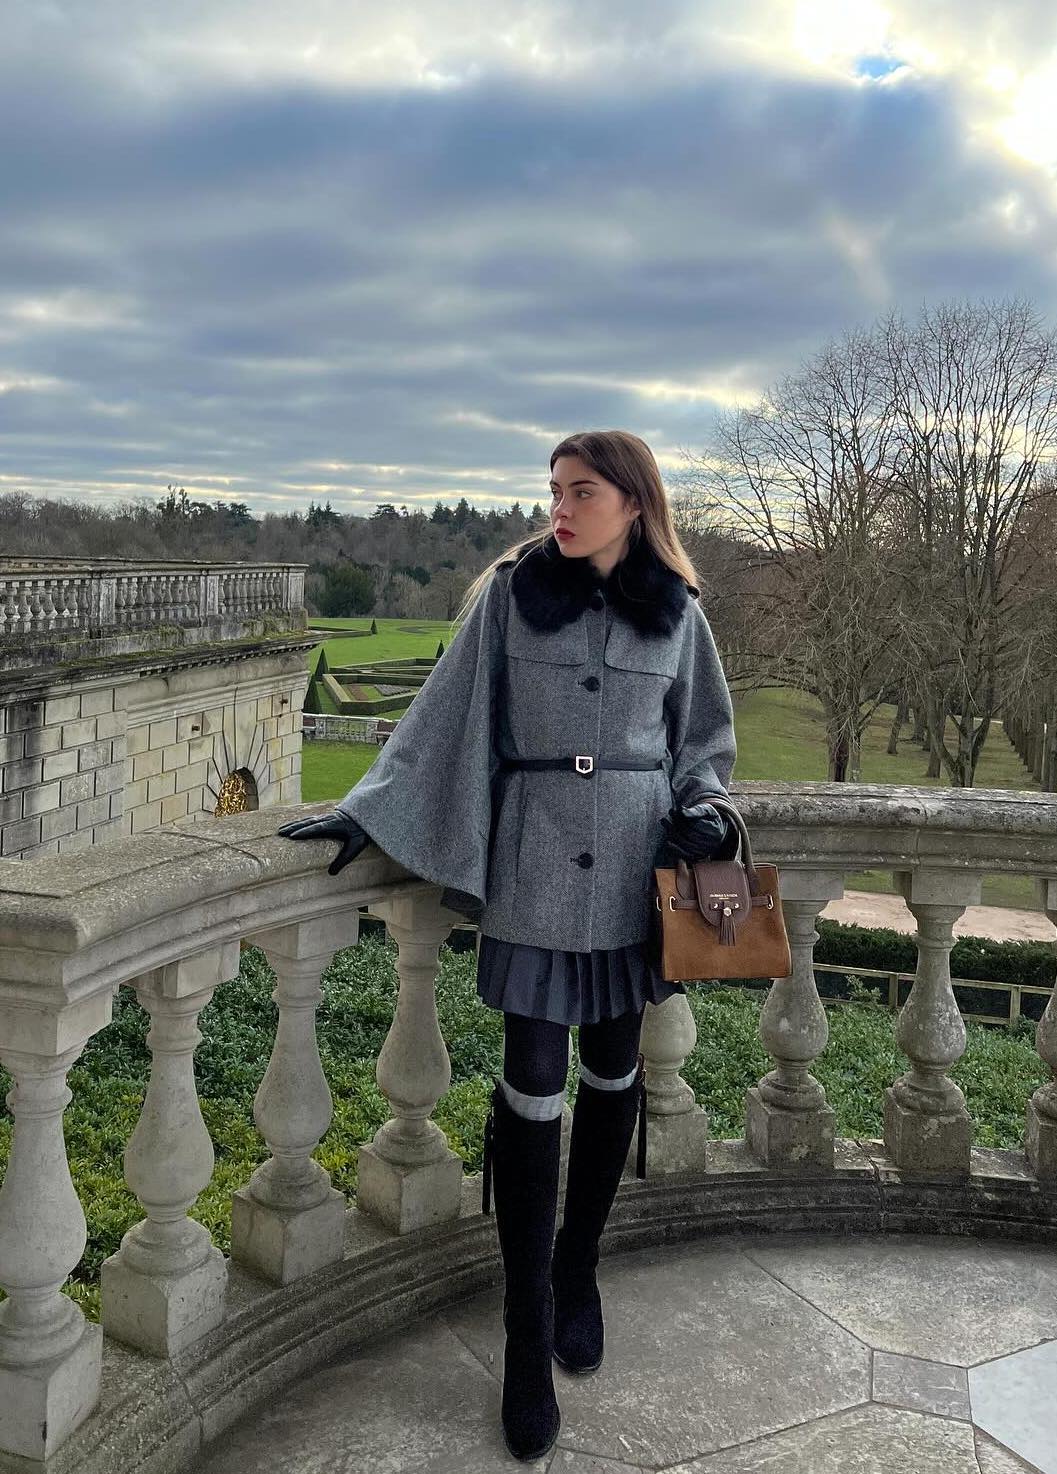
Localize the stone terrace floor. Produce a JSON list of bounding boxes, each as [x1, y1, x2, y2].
[[191, 1231, 1056, 1474]]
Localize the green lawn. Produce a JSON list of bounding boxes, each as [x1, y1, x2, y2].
[[302, 633, 1043, 910]]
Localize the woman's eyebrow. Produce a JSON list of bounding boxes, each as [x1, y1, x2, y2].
[[549, 478, 597, 487]]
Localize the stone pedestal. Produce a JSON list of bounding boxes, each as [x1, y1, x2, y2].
[[883, 1091, 972, 1176], [356, 1140, 464, 1236], [231, 1184, 347, 1285], [0, 1321, 102, 1464], [1025, 1097, 1057, 1179], [746, 1085, 836, 1171], [625, 1103, 709, 1178], [100, 1240, 227, 1359]]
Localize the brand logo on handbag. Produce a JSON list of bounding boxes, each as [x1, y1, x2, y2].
[[709, 893, 739, 900]]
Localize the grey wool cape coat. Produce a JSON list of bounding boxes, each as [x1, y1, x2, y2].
[[336, 532, 737, 953]]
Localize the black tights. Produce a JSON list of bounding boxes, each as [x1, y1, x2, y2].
[[503, 1008, 644, 1098]]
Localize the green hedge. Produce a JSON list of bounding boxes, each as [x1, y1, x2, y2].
[[812, 919, 1055, 1022]]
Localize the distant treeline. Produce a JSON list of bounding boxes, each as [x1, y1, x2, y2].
[[0, 488, 549, 620]]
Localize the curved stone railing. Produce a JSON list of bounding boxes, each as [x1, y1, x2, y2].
[[0, 558, 307, 639], [0, 781, 1055, 1468]]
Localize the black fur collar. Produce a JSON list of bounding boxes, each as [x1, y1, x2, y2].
[[505, 532, 693, 638]]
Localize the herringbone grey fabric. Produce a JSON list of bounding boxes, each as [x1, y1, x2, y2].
[[336, 563, 735, 951]]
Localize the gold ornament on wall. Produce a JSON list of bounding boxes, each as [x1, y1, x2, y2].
[[213, 769, 258, 816]]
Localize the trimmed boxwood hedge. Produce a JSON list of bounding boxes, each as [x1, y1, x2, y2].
[[812, 919, 1056, 1022]]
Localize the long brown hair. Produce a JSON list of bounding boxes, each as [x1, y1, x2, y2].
[[451, 429, 699, 628]]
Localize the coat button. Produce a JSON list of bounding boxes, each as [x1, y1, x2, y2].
[[581, 676, 600, 692], [575, 851, 594, 868], [589, 591, 605, 610]]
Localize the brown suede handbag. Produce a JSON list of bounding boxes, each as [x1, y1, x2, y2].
[[651, 796, 792, 983]]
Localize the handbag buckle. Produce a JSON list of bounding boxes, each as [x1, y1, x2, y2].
[[574, 755, 594, 774]]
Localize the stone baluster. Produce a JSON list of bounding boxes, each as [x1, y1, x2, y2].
[[231, 918, 356, 1284], [0, 994, 112, 1464], [635, 991, 708, 1175], [40, 579, 58, 631], [883, 870, 981, 1175], [16, 580, 32, 633], [55, 576, 71, 629], [127, 574, 142, 626], [746, 871, 842, 1170], [0, 581, 12, 635], [146, 573, 162, 624], [356, 891, 464, 1233], [1026, 879, 1057, 1179], [99, 945, 238, 1356], [27, 579, 45, 632]]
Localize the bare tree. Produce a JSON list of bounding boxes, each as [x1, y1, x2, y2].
[[690, 327, 902, 780], [883, 298, 1057, 785]]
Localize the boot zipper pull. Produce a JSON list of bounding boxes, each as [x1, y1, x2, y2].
[[635, 1053, 647, 1180], [482, 1085, 497, 1215]]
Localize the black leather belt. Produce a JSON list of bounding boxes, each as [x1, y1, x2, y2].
[[500, 756, 664, 776]]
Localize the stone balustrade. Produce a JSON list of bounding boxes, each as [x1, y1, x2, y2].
[[0, 780, 1056, 1470], [0, 558, 306, 640]]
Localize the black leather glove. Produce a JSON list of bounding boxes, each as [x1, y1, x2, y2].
[[653, 800, 737, 868], [276, 812, 371, 876]]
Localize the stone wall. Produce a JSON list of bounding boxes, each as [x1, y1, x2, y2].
[[0, 645, 310, 859]]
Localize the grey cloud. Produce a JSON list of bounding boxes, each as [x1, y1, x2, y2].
[[2, 20, 1056, 512]]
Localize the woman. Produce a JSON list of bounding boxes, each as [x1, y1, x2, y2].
[[278, 429, 737, 1462]]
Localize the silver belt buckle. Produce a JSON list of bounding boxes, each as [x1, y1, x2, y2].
[[574, 755, 594, 774]]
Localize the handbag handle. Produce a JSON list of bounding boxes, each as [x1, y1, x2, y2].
[[697, 794, 761, 896]]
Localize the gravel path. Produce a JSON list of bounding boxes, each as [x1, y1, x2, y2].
[[822, 890, 1056, 943]]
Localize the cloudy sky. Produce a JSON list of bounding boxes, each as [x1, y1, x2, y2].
[[2, 1, 1056, 518]]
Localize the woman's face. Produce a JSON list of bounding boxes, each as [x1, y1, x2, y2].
[[548, 454, 640, 570]]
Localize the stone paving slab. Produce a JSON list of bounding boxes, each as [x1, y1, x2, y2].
[[672, 1403, 984, 1472], [872, 1350, 971, 1421], [192, 1316, 529, 1474], [546, 1453, 646, 1473], [970, 1341, 1057, 1474], [187, 1234, 1050, 1474], [444, 1240, 870, 1469], [976, 1431, 1046, 1473], [744, 1233, 1057, 1366]]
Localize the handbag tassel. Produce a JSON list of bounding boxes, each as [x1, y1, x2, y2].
[[718, 905, 737, 946], [635, 1053, 647, 1180]]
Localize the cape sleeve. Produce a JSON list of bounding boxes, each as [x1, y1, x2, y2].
[[663, 598, 737, 810], [334, 567, 508, 914]]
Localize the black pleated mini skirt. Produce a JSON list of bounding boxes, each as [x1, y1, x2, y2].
[[475, 932, 685, 1025]]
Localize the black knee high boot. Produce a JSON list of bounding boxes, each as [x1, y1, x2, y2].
[[551, 1055, 647, 1375], [481, 1080, 562, 1461]]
